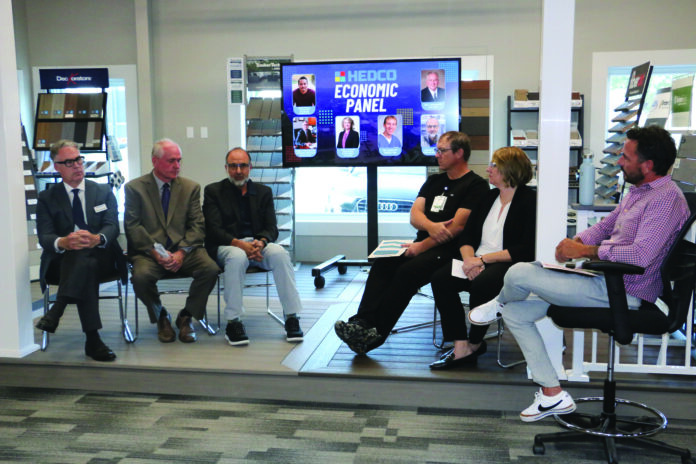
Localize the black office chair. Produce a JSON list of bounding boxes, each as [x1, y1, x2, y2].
[[533, 213, 696, 464], [41, 266, 134, 351]]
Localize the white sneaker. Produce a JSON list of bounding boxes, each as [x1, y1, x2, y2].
[[468, 299, 504, 326], [520, 389, 576, 422]]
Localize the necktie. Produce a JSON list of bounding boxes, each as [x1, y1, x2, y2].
[[161, 183, 170, 219], [72, 188, 87, 230]]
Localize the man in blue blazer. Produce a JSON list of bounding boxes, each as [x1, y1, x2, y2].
[[36, 140, 125, 361]]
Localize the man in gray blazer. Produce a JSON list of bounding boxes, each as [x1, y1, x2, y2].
[[36, 140, 125, 361], [125, 138, 219, 343]]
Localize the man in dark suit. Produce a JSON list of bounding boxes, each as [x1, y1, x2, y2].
[[421, 71, 446, 102], [293, 120, 315, 147], [36, 140, 125, 361], [125, 138, 219, 344], [203, 147, 303, 346]]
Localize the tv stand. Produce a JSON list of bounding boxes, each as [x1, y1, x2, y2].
[[312, 165, 379, 289]]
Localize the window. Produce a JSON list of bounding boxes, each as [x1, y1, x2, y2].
[[607, 65, 696, 130]]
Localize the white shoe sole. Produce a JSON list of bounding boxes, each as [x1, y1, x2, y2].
[[225, 335, 250, 346], [520, 403, 576, 422]]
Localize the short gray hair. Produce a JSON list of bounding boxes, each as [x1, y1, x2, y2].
[[49, 140, 79, 161], [151, 138, 180, 158]]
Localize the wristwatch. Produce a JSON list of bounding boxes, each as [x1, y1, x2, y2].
[[98, 234, 107, 247]]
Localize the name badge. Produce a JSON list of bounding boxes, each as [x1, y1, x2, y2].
[[94, 204, 107, 213], [431, 195, 447, 212]]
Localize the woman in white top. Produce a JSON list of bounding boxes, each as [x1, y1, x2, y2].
[[429, 146, 536, 369]]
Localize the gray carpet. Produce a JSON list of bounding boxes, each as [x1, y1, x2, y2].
[[0, 387, 693, 463]]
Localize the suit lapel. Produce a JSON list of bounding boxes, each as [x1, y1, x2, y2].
[[168, 177, 183, 226], [145, 174, 167, 227], [84, 181, 97, 227], [54, 184, 73, 229]]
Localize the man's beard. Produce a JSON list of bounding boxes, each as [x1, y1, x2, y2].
[[229, 175, 248, 188], [621, 168, 643, 185]]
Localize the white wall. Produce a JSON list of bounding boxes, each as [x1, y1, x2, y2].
[[13, 0, 696, 260]]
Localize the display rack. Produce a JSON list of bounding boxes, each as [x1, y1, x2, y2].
[[244, 57, 295, 261], [599, 62, 652, 203], [506, 92, 584, 197], [21, 123, 41, 279], [32, 91, 114, 186]]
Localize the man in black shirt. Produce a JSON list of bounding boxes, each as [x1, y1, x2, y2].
[[334, 131, 489, 354]]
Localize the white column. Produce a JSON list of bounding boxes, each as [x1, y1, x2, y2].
[[0, 0, 39, 357], [134, 0, 153, 176], [535, 0, 575, 380]]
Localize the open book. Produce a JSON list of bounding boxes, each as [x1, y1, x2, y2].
[[367, 239, 413, 259]]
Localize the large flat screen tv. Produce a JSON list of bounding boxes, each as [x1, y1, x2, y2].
[[280, 58, 461, 167]]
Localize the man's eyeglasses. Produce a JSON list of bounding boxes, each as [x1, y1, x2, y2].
[[434, 147, 452, 155], [54, 156, 85, 167], [226, 163, 250, 170]]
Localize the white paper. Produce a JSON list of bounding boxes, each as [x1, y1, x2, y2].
[[451, 259, 468, 280]]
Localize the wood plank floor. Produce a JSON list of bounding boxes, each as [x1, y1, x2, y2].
[[8, 263, 696, 405]]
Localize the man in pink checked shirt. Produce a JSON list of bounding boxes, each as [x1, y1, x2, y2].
[[468, 125, 690, 423]]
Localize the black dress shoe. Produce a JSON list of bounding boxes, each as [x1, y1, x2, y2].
[[85, 341, 117, 362], [35, 316, 59, 333], [430, 341, 487, 370]]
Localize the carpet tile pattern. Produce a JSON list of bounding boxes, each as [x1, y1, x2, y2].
[[0, 387, 694, 463]]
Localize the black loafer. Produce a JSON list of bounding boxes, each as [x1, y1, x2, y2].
[[430, 341, 487, 370], [35, 316, 59, 333], [85, 341, 117, 362]]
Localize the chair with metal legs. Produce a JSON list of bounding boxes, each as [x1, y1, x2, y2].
[[132, 271, 222, 336], [40, 268, 135, 350], [390, 290, 525, 367], [212, 267, 277, 328]]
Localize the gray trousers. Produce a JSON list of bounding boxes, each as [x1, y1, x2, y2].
[[216, 240, 302, 321], [499, 262, 640, 388]]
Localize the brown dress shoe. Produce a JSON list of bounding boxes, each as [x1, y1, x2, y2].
[[157, 313, 176, 343], [175, 311, 197, 343]]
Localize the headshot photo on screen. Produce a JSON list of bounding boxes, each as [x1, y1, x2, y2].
[[292, 74, 316, 115], [292, 117, 317, 157], [377, 114, 402, 156], [336, 116, 360, 147], [421, 114, 444, 154], [420, 69, 446, 110]]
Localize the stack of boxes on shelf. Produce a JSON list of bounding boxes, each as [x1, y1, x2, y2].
[[507, 90, 584, 191]]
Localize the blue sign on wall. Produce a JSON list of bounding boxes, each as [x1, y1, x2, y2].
[[39, 68, 109, 90]]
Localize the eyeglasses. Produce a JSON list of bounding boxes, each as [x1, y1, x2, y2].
[[434, 147, 452, 155], [226, 163, 250, 170], [489, 162, 497, 168], [54, 156, 85, 167]]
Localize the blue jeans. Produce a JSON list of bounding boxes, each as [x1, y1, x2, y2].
[[499, 262, 641, 388]]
